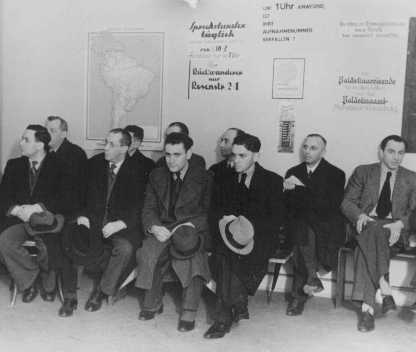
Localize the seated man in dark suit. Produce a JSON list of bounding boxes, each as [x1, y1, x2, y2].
[[155, 121, 206, 169], [59, 128, 146, 316], [284, 134, 346, 316], [124, 124, 155, 181], [205, 133, 284, 339], [135, 132, 212, 332], [341, 135, 416, 332], [209, 127, 245, 185], [0, 125, 74, 303]]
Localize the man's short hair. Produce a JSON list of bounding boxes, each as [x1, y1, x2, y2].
[[165, 132, 194, 151], [26, 124, 51, 152], [228, 127, 245, 139], [167, 122, 189, 136], [233, 133, 261, 153], [124, 125, 144, 141], [380, 135, 408, 151], [306, 133, 327, 146], [109, 128, 132, 147], [46, 115, 68, 132]]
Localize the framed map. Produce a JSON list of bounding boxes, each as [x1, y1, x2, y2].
[[86, 31, 164, 150]]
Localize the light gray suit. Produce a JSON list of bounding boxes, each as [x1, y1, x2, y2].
[[341, 162, 416, 305]]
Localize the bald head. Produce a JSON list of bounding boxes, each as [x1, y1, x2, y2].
[[301, 135, 326, 166]]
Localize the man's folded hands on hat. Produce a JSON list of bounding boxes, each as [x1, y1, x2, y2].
[[102, 221, 127, 238], [11, 203, 44, 222], [150, 225, 172, 242]]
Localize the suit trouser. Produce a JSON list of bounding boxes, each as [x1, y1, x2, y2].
[[213, 253, 248, 324], [142, 246, 203, 322], [291, 227, 317, 300], [352, 219, 394, 307], [0, 223, 55, 291], [62, 236, 133, 298]]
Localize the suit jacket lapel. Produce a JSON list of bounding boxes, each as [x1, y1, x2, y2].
[[154, 168, 170, 211], [175, 166, 198, 210], [392, 166, 404, 210], [369, 163, 381, 206]]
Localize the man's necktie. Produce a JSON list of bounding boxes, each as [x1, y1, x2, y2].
[[104, 163, 117, 225], [376, 171, 392, 219], [308, 170, 313, 178], [108, 163, 117, 184], [29, 160, 39, 192], [168, 172, 182, 218], [239, 173, 247, 188]]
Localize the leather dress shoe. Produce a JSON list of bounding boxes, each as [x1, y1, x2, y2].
[[381, 295, 396, 314], [303, 278, 324, 296], [178, 320, 195, 332], [40, 289, 56, 302], [58, 298, 78, 317], [22, 285, 38, 303], [358, 311, 375, 332], [84, 289, 108, 312], [138, 305, 164, 321], [203, 321, 231, 339], [233, 306, 249, 323], [286, 298, 305, 316]]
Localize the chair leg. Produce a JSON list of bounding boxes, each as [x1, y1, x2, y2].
[[335, 249, 347, 308], [56, 272, 64, 303], [267, 263, 282, 304], [10, 281, 17, 307]]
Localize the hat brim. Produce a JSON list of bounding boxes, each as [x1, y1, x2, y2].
[[62, 223, 104, 266], [219, 216, 254, 255], [170, 235, 202, 260], [24, 214, 65, 236]]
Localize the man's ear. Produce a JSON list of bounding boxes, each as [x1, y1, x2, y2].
[[253, 152, 259, 162], [186, 149, 193, 160]]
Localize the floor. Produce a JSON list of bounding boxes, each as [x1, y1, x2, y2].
[[0, 274, 415, 352]]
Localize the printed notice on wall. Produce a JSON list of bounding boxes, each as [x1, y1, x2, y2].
[[273, 58, 305, 99], [333, 72, 398, 113], [261, 2, 325, 43], [277, 103, 296, 153], [338, 20, 407, 40], [187, 20, 247, 98]]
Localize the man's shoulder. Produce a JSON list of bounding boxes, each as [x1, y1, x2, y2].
[[352, 162, 379, 175], [255, 163, 283, 183], [286, 162, 304, 175], [398, 166, 416, 180], [5, 156, 27, 170], [321, 159, 345, 177], [88, 152, 106, 166], [60, 139, 87, 158]]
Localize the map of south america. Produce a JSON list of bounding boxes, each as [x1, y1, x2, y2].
[[101, 50, 154, 128]]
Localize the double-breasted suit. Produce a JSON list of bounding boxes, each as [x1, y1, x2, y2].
[[135, 162, 212, 321], [136, 163, 212, 290]]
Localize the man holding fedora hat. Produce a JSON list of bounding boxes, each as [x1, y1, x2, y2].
[[59, 128, 146, 316], [135, 132, 212, 332], [205, 133, 285, 339], [0, 124, 74, 303]]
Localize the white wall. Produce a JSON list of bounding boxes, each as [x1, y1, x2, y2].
[[1, 0, 416, 178]]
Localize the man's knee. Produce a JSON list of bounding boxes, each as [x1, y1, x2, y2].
[[112, 239, 133, 259]]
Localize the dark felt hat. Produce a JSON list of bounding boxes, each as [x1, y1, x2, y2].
[[24, 211, 64, 237], [61, 222, 105, 266], [169, 223, 202, 260]]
